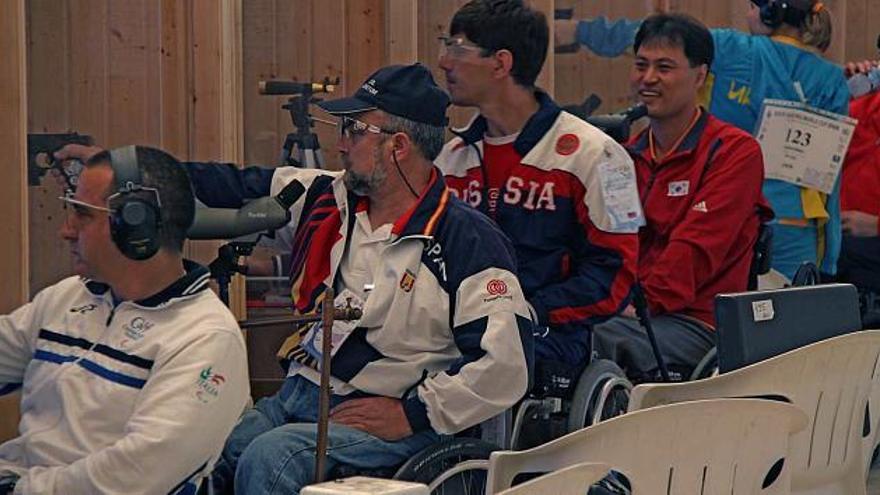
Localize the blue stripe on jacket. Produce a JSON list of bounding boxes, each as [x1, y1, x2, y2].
[[34, 349, 147, 389]]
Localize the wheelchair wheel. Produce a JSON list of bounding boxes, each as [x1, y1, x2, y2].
[[393, 438, 496, 495], [689, 347, 718, 380], [566, 359, 631, 432]]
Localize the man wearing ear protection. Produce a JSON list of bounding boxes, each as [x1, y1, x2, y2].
[[166, 63, 533, 494], [0, 146, 249, 494]]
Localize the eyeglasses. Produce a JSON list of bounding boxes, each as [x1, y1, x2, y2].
[[338, 116, 393, 141], [438, 36, 486, 59], [59, 193, 113, 225]]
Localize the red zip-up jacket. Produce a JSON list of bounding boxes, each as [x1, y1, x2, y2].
[[841, 91, 880, 226], [627, 110, 773, 327]]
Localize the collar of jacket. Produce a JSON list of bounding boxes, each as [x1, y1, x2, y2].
[[345, 167, 451, 241], [452, 90, 562, 158], [628, 107, 710, 163], [83, 259, 210, 308]]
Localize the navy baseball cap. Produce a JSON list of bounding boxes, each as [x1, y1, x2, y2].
[[317, 63, 450, 127]]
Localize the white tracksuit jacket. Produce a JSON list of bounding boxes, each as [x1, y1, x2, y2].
[[0, 261, 248, 495]]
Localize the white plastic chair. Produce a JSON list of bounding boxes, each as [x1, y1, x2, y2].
[[629, 330, 880, 495], [496, 462, 612, 495], [864, 330, 880, 478], [486, 398, 807, 494]]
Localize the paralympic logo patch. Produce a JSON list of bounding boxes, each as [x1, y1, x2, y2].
[[194, 366, 226, 404]]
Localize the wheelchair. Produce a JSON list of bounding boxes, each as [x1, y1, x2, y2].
[[511, 222, 776, 440]]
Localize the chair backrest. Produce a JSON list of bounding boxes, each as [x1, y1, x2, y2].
[[629, 331, 880, 495], [864, 339, 880, 477], [486, 398, 807, 494], [495, 462, 612, 495], [714, 284, 861, 373]]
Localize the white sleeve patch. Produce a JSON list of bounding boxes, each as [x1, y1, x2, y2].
[[594, 159, 644, 233], [454, 267, 529, 327]]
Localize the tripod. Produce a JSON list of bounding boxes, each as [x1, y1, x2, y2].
[[281, 93, 325, 169], [259, 78, 338, 169]]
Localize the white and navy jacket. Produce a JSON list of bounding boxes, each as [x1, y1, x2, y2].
[[0, 261, 249, 495], [436, 92, 644, 333], [185, 164, 533, 435]]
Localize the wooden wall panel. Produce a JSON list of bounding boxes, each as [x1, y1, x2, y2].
[[1, 0, 27, 446], [1, 0, 28, 310], [346, 0, 387, 96], [310, 0, 347, 170], [843, 0, 880, 63], [27, 0, 74, 293], [27, 0, 243, 309], [386, 0, 419, 64], [22, 0, 880, 306], [554, 0, 649, 112]]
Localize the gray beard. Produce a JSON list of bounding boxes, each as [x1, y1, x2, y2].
[[342, 158, 387, 196]]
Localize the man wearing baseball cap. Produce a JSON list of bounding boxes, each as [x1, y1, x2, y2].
[[183, 63, 533, 494]]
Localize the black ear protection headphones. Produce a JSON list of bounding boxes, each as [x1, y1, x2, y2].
[[758, 0, 810, 29], [108, 146, 162, 260], [759, 0, 788, 28]]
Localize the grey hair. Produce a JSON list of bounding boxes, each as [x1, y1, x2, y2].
[[384, 114, 447, 161]]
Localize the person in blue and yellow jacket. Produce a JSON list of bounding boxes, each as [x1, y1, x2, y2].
[[557, 0, 849, 281]]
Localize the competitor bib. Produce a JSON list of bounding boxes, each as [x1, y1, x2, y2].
[[754, 99, 856, 194]]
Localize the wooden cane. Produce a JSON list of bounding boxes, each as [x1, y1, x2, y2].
[[313, 288, 335, 483]]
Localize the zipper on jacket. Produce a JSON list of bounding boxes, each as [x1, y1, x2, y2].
[[105, 304, 117, 326], [644, 167, 659, 200]]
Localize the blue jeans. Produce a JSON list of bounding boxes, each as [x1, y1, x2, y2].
[[212, 375, 440, 494]]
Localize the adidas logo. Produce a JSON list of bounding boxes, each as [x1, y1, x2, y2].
[[692, 201, 708, 213]]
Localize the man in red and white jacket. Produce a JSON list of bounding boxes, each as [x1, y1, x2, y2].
[[592, 14, 772, 381], [436, 0, 644, 371]]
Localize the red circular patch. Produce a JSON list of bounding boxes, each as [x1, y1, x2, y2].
[[487, 279, 508, 296], [555, 133, 580, 156]]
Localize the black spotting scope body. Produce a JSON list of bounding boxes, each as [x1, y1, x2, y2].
[[187, 180, 305, 240]]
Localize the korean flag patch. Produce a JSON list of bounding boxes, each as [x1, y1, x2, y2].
[[667, 180, 690, 197]]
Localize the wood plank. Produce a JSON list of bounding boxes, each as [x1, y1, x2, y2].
[[311, 0, 346, 170], [0, 0, 28, 311], [107, 0, 150, 146], [0, 0, 27, 444], [554, 0, 586, 107], [242, 0, 279, 165], [869, 0, 880, 60], [69, 0, 109, 141], [159, 0, 191, 158], [826, 0, 846, 63], [26, 0, 74, 295], [531, 0, 555, 96], [386, 0, 418, 64], [345, 0, 386, 102], [143, 0, 163, 147], [844, 0, 866, 64]]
